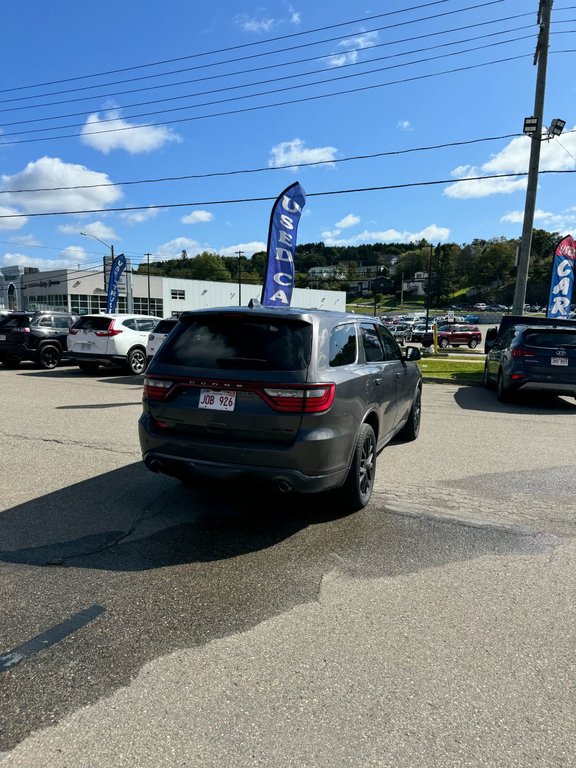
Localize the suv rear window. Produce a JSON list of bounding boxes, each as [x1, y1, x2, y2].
[[158, 315, 312, 371], [2, 315, 32, 328], [523, 330, 576, 347], [71, 316, 112, 332]]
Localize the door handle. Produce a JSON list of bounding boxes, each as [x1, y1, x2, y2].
[[374, 378, 382, 385], [395, 372, 402, 378]]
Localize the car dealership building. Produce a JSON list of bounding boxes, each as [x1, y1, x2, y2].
[[0, 263, 346, 316]]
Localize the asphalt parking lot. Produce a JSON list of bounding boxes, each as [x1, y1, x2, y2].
[[1, 364, 576, 766]]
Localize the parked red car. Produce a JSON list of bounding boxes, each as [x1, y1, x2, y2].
[[436, 324, 482, 349]]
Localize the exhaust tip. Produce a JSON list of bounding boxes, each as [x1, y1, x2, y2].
[[276, 479, 293, 494]]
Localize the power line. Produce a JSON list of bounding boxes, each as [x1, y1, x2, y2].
[[0, 53, 535, 146], [0, 30, 541, 132], [0, 0, 503, 96], [2, 169, 575, 221], [0, 9, 540, 114], [0, 131, 523, 195]]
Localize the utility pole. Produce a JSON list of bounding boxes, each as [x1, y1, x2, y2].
[[145, 253, 151, 314], [236, 250, 244, 306], [512, 0, 553, 315], [425, 244, 433, 330]]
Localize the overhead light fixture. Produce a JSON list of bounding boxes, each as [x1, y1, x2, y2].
[[523, 116, 539, 135], [548, 118, 566, 137]]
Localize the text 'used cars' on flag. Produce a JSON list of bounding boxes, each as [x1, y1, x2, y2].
[[547, 235, 575, 319], [261, 182, 306, 308]]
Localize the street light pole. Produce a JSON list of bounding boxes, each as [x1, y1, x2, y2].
[[512, 0, 553, 315], [236, 250, 244, 306], [145, 253, 151, 314]]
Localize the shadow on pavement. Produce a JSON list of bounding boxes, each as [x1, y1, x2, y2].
[[453, 385, 576, 414]]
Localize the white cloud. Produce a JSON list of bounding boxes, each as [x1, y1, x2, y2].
[[501, 207, 576, 230], [328, 31, 378, 67], [10, 234, 40, 246], [0, 246, 89, 270], [0, 205, 27, 231], [1, 157, 122, 215], [234, 7, 300, 33], [59, 220, 118, 241], [397, 120, 413, 131], [321, 229, 340, 239], [268, 138, 337, 170], [181, 210, 214, 224], [219, 241, 266, 258], [120, 208, 160, 224], [155, 237, 205, 260], [445, 128, 576, 199], [323, 224, 450, 246], [81, 109, 182, 154], [335, 214, 360, 229]]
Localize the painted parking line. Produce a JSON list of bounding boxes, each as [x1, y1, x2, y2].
[[0, 604, 105, 673]]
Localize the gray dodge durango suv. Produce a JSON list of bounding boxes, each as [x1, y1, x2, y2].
[[139, 305, 422, 510]]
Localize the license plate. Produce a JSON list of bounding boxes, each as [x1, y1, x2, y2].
[[80, 342, 92, 350], [0, 334, 5, 341], [551, 357, 568, 366], [198, 389, 236, 411]]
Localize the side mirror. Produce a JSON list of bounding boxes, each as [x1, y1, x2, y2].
[[484, 326, 498, 354], [404, 345, 421, 361]]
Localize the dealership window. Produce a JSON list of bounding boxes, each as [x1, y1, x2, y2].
[[133, 297, 163, 315], [25, 294, 68, 311], [171, 289, 185, 300]]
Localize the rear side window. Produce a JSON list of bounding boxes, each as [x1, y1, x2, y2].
[[153, 319, 178, 335], [53, 316, 73, 329], [158, 315, 312, 371], [329, 323, 357, 367], [71, 316, 111, 332], [524, 330, 576, 347], [360, 323, 385, 363], [136, 318, 158, 332]]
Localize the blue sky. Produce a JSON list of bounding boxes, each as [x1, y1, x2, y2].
[[1, 0, 575, 273]]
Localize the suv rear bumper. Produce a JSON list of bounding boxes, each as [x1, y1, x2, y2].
[[142, 449, 348, 494], [138, 415, 353, 494], [69, 352, 126, 366]]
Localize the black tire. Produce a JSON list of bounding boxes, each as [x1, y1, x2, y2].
[[396, 386, 422, 442], [497, 369, 513, 402], [0, 357, 21, 368], [127, 347, 147, 375], [38, 344, 61, 370], [341, 423, 376, 511], [468, 339, 478, 349], [483, 363, 493, 389], [78, 361, 100, 373], [439, 338, 449, 349]]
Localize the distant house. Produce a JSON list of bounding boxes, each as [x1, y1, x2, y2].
[[402, 271, 429, 297], [308, 265, 345, 280]]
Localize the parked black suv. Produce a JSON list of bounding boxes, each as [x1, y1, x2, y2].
[[0, 311, 78, 369], [139, 305, 422, 510]]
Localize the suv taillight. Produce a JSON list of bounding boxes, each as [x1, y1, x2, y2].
[[261, 384, 335, 413], [143, 378, 174, 400], [95, 321, 123, 337], [13, 327, 31, 334], [511, 348, 534, 358]]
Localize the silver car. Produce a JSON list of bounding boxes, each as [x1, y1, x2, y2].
[[139, 306, 422, 511]]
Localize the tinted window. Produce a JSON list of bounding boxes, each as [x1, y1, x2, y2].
[[53, 316, 73, 329], [153, 319, 178, 335], [2, 316, 31, 329], [36, 316, 53, 327], [136, 319, 157, 331], [524, 330, 576, 347], [122, 319, 138, 330], [159, 316, 312, 371], [329, 323, 357, 367], [378, 326, 402, 361], [71, 316, 111, 332], [360, 323, 384, 363]]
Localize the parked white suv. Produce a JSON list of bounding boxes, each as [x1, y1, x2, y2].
[[68, 314, 161, 374], [145, 316, 179, 369]]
